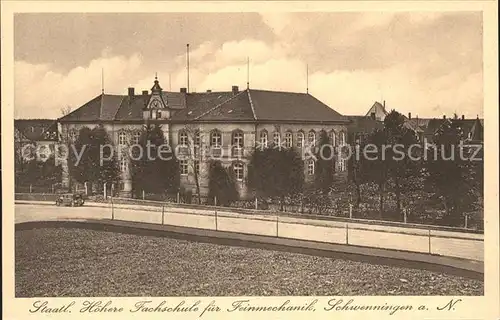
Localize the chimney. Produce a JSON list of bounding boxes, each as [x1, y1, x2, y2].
[[383, 100, 386, 108], [462, 115, 465, 120], [180, 87, 187, 93], [128, 87, 135, 97], [232, 85, 239, 95], [408, 112, 412, 120], [206, 89, 212, 93], [443, 115, 446, 119], [142, 90, 148, 95]]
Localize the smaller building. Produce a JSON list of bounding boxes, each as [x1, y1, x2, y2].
[[14, 119, 59, 166]]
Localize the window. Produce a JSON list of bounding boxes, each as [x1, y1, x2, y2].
[[118, 132, 127, 145], [179, 130, 188, 146], [180, 160, 188, 175], [307, 159, 315, 175], [210, 130, 222, 147], [308, 130, 316, 146], [330, 130, 336, 146], [132, 131, 141, 145], [233, 162, 244, 181], [232, 130, 244, 148], [69, 130, 77, 143], [120, 158, 128, 172], [273, 131, 281, 146], [194, 130, 201, 146], [259, 130, 268, 148], [340, 159, 347, 172], [284, 131, 293, 148], [340, 132, 346, 145], [297, 131, 305, 148]]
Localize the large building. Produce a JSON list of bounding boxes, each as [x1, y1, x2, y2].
[[59, 77, 350, 198]]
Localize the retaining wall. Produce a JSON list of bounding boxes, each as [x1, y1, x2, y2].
[[15, 200, 484, 262]]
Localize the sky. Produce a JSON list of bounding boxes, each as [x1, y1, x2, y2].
[[14, 12, 483, 119]]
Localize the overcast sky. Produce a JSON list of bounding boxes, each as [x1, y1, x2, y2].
[[14, 12, 483, 119]]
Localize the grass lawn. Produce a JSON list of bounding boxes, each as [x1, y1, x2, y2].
[[16, 228, 483, 297]]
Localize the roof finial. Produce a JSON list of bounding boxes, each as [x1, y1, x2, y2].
[[155, 72, 158, 80], [101, 68, 104, 94], [247, 57, 250, 89]]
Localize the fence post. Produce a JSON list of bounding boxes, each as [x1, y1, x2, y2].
[[403, 208, 407, 224], [104, 182, 107, 199], [276, 215, 279, 237], [464, 214, 468, 229], [111, 192, 114, 220], [162, 204, 165, 225], [255, 198, 258, 210], [142, 190, 145, 200], [428, 229, 431, 254], [29, 184, 32, 193], [346, 223, 349, 244], [84, 182, 88, 196], [349, 203, 353, 219], [177, 192, 180, 204], [214, 196, 218, 231], [52, 184, 55, 194]]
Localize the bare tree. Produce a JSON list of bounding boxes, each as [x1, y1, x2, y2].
[[61, 105, 72, 116], [180, 124, 204, 204]]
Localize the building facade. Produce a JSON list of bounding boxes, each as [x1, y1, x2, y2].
[[14, 119, 59, 166], [59, 77, 350, 198]]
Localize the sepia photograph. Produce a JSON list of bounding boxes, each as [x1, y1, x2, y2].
[[3, 2, 498, 318]]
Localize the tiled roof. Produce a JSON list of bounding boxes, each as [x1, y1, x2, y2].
[[15, 119, 58, 141], [249, 89, 346, 122], [60, 88, 348, 123], [346, 116, 383, 133]]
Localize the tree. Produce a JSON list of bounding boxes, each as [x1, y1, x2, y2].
[[180, 125, 203, 204], [248, 145, 304, 211], [130, 124, 179, 197], [207, 160, 239, 206], [68, 125, 120, 193], [424, 118, 475, 226], [363, 128, 389, 218], [348, 135, 368, 208], [15, 154, 62, 188], [61, 105, 72, 116], [314, 130, 335, 193], [383, 111, 421, 218]]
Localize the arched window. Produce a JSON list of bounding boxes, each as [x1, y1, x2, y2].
[[232, 130, 244, 148], [307, 159, 315, 175], [329, 130, 336, 146], [194, 130, 201, 146], [273, 131, 281, 146], [259, 130, 268, 148], [308, 130, 316, 146], [233, 162, 244, 181], [297, 131, 305, 148], [179, 160, 188, 175], [132, 131, 141, 145], [120, 158, 128, 172], [210, 130, 222, 147], [69, 129, 77, 143], [118, 131, 127, 145], [284, 131, 293, 148], [179, 130, 188, 146], [340, 131, 346, 145]]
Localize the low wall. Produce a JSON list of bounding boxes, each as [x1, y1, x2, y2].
[[15, 200, 484, 262]]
